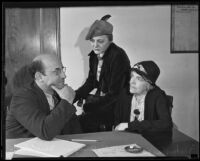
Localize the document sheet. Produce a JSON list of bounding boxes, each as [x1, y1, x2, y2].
[[14, 137, 86, 157], [92, 144, 155, 157]]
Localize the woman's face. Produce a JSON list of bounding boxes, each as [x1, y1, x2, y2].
[[129, 71, 149, 95], [90, 35, 111, 55]]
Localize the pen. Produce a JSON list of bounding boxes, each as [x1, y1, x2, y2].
[[71, 139, 99, 142]]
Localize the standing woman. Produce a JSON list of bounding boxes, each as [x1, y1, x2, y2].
[[74, 15, 131, 132]]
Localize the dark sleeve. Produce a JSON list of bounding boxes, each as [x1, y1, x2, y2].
[[10, 92, 76, 140], [66, 114, 82, 134], [74, 56, 96, 103], [84, 52, 131, 112], [113, 89, 130, 127], [127, 94, 173, 133]]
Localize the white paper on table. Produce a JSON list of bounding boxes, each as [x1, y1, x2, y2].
[[6, 152, 15, 160], [14, 137, 86, 157], [92, 144, 155, 157], [15, 149, 48, 157]]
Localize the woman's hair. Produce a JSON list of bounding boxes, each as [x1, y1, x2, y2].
[[90, 34, 113, 41], [145, 82, 154, 91], [107, 34, 113, 41]]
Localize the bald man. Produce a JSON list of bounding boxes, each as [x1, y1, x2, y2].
[[6, 54, 82, 140]]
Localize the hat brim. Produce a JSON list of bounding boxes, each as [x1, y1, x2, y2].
[[131, 68, 153, 84]]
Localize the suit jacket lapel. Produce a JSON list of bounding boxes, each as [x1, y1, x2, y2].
[[99, 44, 112, 83], [93, 55, 98, 78]]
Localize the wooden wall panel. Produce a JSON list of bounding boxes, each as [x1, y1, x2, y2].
[[5, 8, 60, 96], [41, 8, 60, 58]]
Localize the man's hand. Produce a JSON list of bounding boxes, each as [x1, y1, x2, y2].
[[114, 123, 128, 131], [51, 84, 75, 104]]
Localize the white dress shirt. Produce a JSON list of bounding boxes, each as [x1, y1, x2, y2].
[[96, 53, 104, 81], [44, 93, 55, 111]]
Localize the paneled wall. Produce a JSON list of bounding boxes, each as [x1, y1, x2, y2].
[[5, 8, 60, 96]]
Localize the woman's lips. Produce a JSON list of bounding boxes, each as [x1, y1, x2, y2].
[[130, 86, 136, 89]]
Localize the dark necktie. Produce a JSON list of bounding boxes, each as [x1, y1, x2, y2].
[[52, 93, 59, 106]]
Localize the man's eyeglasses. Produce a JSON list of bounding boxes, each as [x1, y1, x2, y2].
[[44, 67, 66, 76]]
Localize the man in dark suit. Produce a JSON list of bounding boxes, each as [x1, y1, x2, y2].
[[73, 15, 131, 132], [6, 54, 82, 140]]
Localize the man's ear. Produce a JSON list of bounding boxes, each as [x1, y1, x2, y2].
[[35, 72, 43, 82]]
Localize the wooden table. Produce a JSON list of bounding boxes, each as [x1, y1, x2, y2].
[[5, 128, 199, 158]]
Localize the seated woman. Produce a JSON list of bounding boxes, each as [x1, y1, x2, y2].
[[114, 60, 173, 134]]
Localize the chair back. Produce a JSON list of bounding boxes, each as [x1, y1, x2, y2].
[[167, 95, 173, 115]]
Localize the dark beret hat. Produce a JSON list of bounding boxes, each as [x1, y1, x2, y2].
[[85, 14, 113, 40]]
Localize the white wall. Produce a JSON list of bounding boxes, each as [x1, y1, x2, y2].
[[60, 6, 199, 141]]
